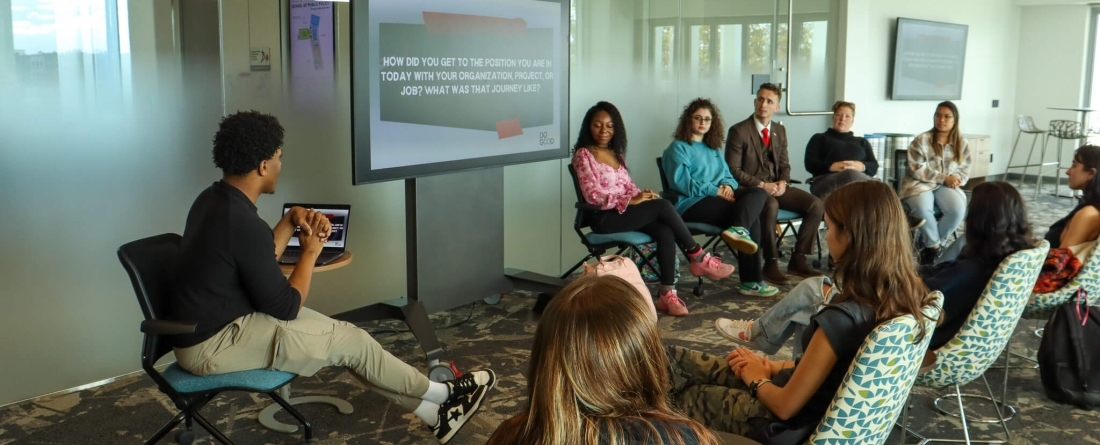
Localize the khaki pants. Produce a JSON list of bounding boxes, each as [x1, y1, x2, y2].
[[174, 307, 430, 412]]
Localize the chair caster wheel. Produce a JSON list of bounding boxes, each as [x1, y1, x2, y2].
[[428, 360, 458, 382], [176, 429, 194, 445], [693, 285, 704, 296]]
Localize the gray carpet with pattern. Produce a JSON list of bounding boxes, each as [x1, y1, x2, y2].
[[1, 180, 1095, 445]]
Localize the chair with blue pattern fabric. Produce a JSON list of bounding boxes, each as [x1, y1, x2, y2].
[[118, 233, 312, 445], [996, 240, 1100, 378], [806, 292, 942, 445], [902, 241, 1049, 445], [1025, 240, 1100, 320]]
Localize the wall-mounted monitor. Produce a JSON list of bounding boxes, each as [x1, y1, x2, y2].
[[890, 18, 968, 101], [351, 0, 570, 185]]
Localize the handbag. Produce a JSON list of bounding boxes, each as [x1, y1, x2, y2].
[[582, 254, 657, 319], [1038, 288, 1100, 410], [627, 242, 680, 284]]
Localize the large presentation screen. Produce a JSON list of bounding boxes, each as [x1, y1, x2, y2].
[[351, 0, 570, 184], [890, 18, 968, 101]]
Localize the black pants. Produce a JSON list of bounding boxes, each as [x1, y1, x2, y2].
[[680, 187, 768, 283], [591, 199, 699, 286], [760, 186, 823, 260], [809, 170, 872, 199]]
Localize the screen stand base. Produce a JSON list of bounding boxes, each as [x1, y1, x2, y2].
[[333, 167, 567, 378]]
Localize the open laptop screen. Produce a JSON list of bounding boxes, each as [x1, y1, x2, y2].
[[282, 204, 351, 249]]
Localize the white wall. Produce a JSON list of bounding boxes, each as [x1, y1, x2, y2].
[[842, 0, 1022, 176], [1010, 4, 1091, 174]]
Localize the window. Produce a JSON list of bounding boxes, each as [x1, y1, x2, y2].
[[7, 0, 131, 113]]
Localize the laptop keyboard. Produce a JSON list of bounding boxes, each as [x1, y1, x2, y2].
[[280, 251, 343, 265]]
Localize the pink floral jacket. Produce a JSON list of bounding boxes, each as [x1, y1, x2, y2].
[[571, 148, 640, 214]]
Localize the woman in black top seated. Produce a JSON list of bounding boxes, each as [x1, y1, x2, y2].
[[487, 275, 720, 445], [666, 181, 938, 442], [922, 181, 1036, 350], [1045, 145, 1100, 249], [804, 101, 879, 198]]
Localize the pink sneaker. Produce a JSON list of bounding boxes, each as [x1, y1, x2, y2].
[[689, 252, 735, 280], [656, 289, 689, 316]]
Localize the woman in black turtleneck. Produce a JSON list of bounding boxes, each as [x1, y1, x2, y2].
[[804, 101, 879, 198]]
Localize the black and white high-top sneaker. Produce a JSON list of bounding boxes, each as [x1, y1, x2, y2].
[[432, 369, 496, 444]]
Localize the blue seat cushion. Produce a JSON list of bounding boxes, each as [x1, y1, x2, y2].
[[161, 363, 296, 394], [776, 209, 801, 221], [685, 222, 723, 234], [585, 231, 652, 246]]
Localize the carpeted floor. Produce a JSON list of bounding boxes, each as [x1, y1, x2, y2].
[[1, 181, 1096, 445]]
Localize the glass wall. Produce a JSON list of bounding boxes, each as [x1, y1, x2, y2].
[[531, 0, 840, 273]]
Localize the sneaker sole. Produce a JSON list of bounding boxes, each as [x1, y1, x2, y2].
[[714, 319, 760, 349], [739, 289, 779, 298], [721, 232, 759, 254]]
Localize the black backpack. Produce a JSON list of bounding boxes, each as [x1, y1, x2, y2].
[[1038, 288, 1100, 410]]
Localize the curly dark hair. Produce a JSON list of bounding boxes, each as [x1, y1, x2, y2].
[[1074, 145, 1100, 207], [573, 101, 627, 158], [673, 98, 725, 150], [212, 110, 285, 175], [958, 181, 1036, 266]]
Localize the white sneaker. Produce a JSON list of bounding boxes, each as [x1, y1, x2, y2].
[[715, 318, 758, 349]]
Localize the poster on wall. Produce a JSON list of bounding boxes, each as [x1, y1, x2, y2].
[[290, 0, 334, 79], [289, 0, 335, 107]]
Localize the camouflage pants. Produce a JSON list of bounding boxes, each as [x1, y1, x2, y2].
[[666, 344, 772, 435]]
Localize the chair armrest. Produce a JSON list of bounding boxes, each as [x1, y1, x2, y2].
[[141, 320, 197, 335], [788, 179, 804, 185], [575, 202, 603, 211]]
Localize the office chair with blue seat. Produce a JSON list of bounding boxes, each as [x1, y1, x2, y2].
[[118, 233, 312, 445], [655, 156, 728, 296], [562, 165, 661, 279]]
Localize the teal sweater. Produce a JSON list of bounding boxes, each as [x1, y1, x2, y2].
[[661, 139, 739, 214]]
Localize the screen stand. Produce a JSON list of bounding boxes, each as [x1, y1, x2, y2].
[[331, 166, 566, 380]]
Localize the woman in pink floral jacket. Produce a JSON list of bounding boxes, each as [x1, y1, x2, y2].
[[571, 101, 735, 316]]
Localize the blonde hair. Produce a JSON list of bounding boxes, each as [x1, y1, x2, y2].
[[487, 275, 720, 445], [824, 181, 938, 340]]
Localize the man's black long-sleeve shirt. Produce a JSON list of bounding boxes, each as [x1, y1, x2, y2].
[[171, 181, 301, 348]]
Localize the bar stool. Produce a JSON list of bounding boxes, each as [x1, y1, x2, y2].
[[1005, 115, 1056, 193], [1043, 120, 1087, 198]]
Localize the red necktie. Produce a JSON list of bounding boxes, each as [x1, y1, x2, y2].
[[762, 127, 770, 148]]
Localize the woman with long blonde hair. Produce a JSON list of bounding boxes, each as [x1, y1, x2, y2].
[[487, 275, 721, 445], [667, 181, 938, 442]]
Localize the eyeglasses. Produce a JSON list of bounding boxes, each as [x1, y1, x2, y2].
[[692, 116, 712, 123]]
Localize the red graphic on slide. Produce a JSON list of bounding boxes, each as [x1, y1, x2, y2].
[[496, 119, 523, 139], [422, 11, 527, 37]]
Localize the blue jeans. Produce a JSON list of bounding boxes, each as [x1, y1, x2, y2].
[[904, 186, 967, 249], [936, 237, 966, 264], [751, 276, 837, 356]]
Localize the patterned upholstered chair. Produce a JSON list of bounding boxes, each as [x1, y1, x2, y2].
[[903, 241, 1049, 444], [806, 292, 942, 445], [1025, 241, 1100, 320]]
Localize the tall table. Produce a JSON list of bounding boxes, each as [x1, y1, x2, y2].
[[1047, 106, 1097, 133], [258, 253, 356, 433]]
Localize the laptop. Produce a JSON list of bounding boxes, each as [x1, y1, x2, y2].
[[278, 203, 352, 266]]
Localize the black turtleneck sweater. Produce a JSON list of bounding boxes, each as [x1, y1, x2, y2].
[[804, 128, 879, 178]]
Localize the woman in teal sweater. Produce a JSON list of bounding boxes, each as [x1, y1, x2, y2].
[[662, 98, 775, 297]]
